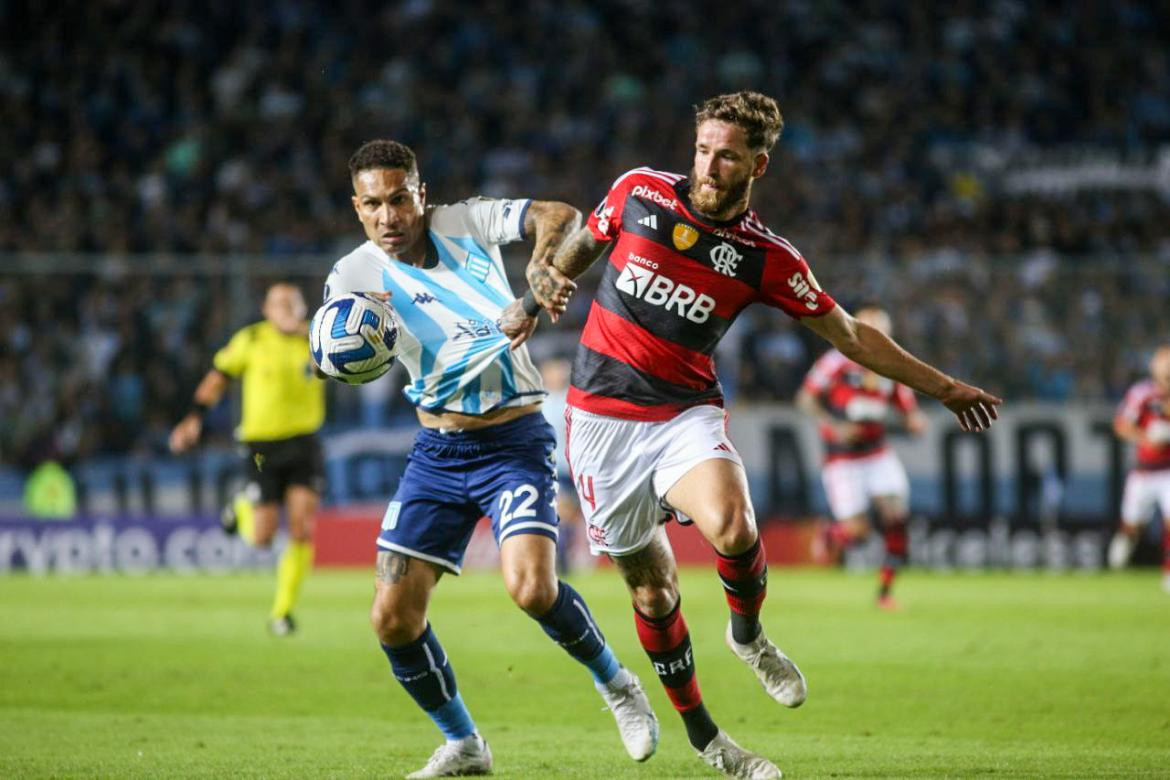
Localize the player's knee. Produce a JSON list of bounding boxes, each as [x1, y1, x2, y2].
[[369, 598, 424, 646], [710, 510, 758, 556], [507, 572, 558, 616], [630, 584, 679, 619], [252, 527, 277, 547]]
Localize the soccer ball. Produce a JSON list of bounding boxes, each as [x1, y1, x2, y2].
[[309, 292, 399, 385]]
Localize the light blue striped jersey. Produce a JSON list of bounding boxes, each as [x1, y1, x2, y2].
[[324, 197, 545, 415]]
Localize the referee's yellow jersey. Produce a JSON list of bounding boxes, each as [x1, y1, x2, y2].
[[213, 321, 325, 442]]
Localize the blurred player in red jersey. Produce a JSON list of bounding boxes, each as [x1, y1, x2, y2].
[[1107, 344, 1170, 593], [796, 305, 927, 609], [506, 91, 1001, 778]]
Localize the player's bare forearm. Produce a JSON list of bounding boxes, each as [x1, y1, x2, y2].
[[802, 307, 1001, 432], [523, 202, 581, 318], [524, 201, 581, 266], [552, 226, 607, 280], [193, 369, 229, 407]]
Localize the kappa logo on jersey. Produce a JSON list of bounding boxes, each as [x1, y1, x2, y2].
[[630, 185, 678, 211], [637, 214, 658, 230], [709, 242, 742, 277], [413, 292, 437, 304], [615, 263, 717, 323], [672, 223, 700, 251], [787, 272, 821, 310]]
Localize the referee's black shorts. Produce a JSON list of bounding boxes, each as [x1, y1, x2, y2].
[[241, 434, 325, 504]]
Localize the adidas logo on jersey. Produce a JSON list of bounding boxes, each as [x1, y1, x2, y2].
[[636, 214, 658, 230], [615, 262, 716, 323]]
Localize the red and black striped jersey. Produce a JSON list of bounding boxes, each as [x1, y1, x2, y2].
[[1116, 379, 1170, 471], [569, 167, 836, 421], [801, 349, 918, 462]]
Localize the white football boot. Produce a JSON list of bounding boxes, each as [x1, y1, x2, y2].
[[725, 622, 807, 708], [698, 729, 782, 779], [405, 733, 492, 778], [1107, 532, 1134, 570], [596, 670, 659, 761]]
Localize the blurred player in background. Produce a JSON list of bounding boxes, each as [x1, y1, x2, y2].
[[170, 282, 323, 636], [514, 90, 1001, 778], [539, 356, 583, 573], [1108, 344, 1170, 592], [328, 140, 656, 778], [796, 305, 927, 609]]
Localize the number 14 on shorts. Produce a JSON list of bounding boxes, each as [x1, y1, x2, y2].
[[576, 473, 596, 512]]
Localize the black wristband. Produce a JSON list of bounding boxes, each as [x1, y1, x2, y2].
[[190, 402, 210, 420], [521, 289, 541, 317]]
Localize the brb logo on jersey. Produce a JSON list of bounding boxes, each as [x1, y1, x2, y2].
[[615, 256, 716, 323]]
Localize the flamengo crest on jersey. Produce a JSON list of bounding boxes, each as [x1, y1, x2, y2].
[[570, 167, 837, 421], [324, 198, 544, 414]]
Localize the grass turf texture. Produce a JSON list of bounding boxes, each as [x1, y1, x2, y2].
[[1, 568, 1167, 778]]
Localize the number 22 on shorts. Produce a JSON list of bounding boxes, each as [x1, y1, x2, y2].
[[498, 484, 539, 526]]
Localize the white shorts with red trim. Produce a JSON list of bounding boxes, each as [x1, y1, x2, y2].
[[1120, 469, 1170, 526], [565, 403, 742, 556], [821, 448, 909, 521]]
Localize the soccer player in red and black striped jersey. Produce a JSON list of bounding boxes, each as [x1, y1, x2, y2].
[[508, 91, 1001, 778], [797, 306, 928, 610], [1107, 344, 1170, 592]]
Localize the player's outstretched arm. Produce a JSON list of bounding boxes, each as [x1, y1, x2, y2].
[[523, 201, 581, 321], [801, 307, 1002, 432], [169, 369, 230, 453]]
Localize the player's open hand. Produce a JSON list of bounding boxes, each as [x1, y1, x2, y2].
[[939, 380, 1002, 432], [499, 299, 538, 350], [526, 261, 576, 322]]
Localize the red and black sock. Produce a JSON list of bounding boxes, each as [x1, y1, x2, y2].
[[878, 522, 908, 598], [716, 537, 768, 644], [634, 601, 719, 749]]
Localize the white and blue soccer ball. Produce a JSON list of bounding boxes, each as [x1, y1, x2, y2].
[[309, 292, 399, 385]]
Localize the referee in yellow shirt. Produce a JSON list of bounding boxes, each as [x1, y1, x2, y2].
[[170, 282, 325, 635]]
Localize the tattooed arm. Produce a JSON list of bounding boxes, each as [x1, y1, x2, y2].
[[525, 225, 607, 314], [522, 201, 581, 319]]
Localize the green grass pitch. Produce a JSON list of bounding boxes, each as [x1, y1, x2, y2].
[[1, 566, 1168, 778]]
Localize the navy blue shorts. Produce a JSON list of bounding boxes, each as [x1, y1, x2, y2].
[[376, 412, 559, 573]]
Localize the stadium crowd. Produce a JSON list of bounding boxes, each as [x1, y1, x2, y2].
[[3, 0, 1170, 467]]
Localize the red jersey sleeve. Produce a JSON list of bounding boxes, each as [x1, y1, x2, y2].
[[758, 245, 836, 318], [892, 383, 919, 414], [801, 350, 841, 395], [586, 168, 644, 243]]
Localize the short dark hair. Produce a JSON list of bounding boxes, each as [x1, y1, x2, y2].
[[348, 140, 419, 179], [694, 91, 784, 152]]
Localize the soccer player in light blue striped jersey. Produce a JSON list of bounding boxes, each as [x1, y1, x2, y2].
[[327, 140, 658, 779]]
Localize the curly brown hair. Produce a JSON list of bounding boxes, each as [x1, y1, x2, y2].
[[694, 91, 784, 152], [348, 139, 419, 179]]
